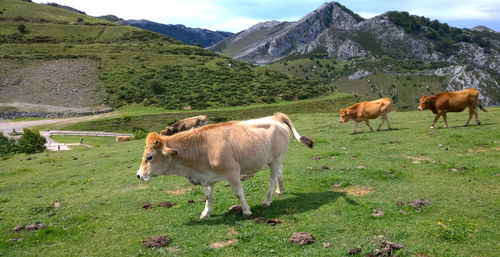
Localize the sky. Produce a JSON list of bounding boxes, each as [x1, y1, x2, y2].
[[32, 0, 500, 33]]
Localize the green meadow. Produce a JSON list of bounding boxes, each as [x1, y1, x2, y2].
[[1, 104, 499, 256]]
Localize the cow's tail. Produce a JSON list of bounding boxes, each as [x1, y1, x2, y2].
[[274, 112, 314, 149], [479, 104, 488, 112]]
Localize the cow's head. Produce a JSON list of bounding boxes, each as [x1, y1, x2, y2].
[[339, 108, 350, 123], [417, 96, 431, 111], [136, 132, 177, 181], [160, 127, 176, 136]]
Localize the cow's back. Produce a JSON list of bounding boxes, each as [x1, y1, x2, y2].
[[437, 89, 478, 112], [167, 119, 290, 174], [361, 98, 392, 118]]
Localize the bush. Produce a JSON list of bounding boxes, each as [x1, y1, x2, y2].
[[133, 129, 147, 140], [17, 129, 46, 154], [0, 133, 18, 157]]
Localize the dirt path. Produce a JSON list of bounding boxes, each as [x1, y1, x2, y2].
[[0, 112, 117, 137], [0, 112, 118, 151]]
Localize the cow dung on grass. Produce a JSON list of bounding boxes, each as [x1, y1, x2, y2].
[[142, 236, 171, 249], [289, 232, 314, 245]]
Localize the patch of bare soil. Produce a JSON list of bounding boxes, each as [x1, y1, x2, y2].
[[127, 184, 149, 190], [142, 236, 171, 249], [240, 174, 255, 181], [334, 185, 374, 196], [166, 187, 191, 195], [449, 166, 468, 172], [404, 155, 435, 164], [209, 239, 237, 248], [289, 232, 314, 245]]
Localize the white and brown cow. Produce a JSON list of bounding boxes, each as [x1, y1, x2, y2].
[[417, 88, 488, 129], [136, 112, 313, 219], [160, 115, 208, 136]]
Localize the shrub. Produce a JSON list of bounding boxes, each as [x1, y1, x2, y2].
[[133, 129, 147, 140], [17, 129, 46, 154], [0, 133, 18, 157]]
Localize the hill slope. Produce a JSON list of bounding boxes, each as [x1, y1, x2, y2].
[[209, 1, 500, 107], [0, 0, 328, 111]]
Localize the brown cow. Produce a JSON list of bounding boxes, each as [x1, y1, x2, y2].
[[116, 136, 131, 142], [137, 112, 314, 219], [417, 88, 487, 129], [160, 115, 208, 136], [340, 97, 394, 134]]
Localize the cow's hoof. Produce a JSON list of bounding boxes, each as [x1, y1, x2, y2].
[[350, 132, 356, 135], [477, 121, 481, 125], [430, 126, 434, 130], [464, 124, 469, 127], [199, 214, 210, 220], [242, 213, 252, 219], [262, 203, 270, 208], [443, 125, 447, 128]]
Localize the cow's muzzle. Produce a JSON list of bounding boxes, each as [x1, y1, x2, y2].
[[417, 107, 422, 111]]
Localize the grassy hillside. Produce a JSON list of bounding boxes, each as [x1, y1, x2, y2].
[[267, 56, 453, 110], [1, 106, 498, 256], [53, 93, 363, 133], [0, 0, 328, 110]]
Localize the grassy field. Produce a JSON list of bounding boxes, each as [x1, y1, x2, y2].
[[1, 106, 499, 256], [50, 135, 116, 148]]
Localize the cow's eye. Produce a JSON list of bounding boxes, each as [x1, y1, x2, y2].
[[146, 154, 153, 161]]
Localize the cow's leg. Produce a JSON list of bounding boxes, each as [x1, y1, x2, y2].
[[386, 113, 392, 130], [351, 121, 360, 134], [226, 173, 252, 218], [465, 107, 474, 126], [200, 184, 214, 219], [377, 116, 386, 131], [364, 119, 374, 132], [442, 113, 448, 128], [474, 108, 481, 125], [430, 112, 442, 129], [263, 161, 283, 208]]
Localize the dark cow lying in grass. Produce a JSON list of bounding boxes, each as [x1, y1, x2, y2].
[[417, 88, 487, 129], [137, 113, 313, 219], [160, 115, 208, 136]]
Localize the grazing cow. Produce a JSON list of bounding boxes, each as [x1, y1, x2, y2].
[[160, 115, 208, 136], [339, 97, 394, 134], [417, 88, 487, 129], [136, 112, 314, 219], [115, 136, 131, 142]]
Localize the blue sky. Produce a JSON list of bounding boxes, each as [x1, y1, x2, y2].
[[33, 0, 500, 32]]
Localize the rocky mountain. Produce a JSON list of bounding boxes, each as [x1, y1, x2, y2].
[[210, 2, 500, 105], [99, 16, 233, 47]]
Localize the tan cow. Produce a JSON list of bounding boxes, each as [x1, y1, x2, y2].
[[115, 136, 131, 142], [340, 97, 394, 134], [160, 115, 208, 136], [417, 88, 487, 129], [136, 112, 313, 219]]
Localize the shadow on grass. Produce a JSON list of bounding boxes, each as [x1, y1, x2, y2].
[[186, 190, 357, 226], [439, 122, 497, 130], [349, 127, 408, 135]]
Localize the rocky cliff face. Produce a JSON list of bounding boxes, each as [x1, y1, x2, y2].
[[209, 1, 499, 105]]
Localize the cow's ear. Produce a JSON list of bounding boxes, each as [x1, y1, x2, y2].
[[153, 140, 161, 148], [162, 147, 177, 157]]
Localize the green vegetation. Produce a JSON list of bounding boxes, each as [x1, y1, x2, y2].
[[1, 107, 498, 256], [0, 128, 46, 157], [0, 0, 328, 110], [50, 135, 115, 147], [387, 11, 496, 55], [56, 94, 361, 133], [267, 57, 448, 110]]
